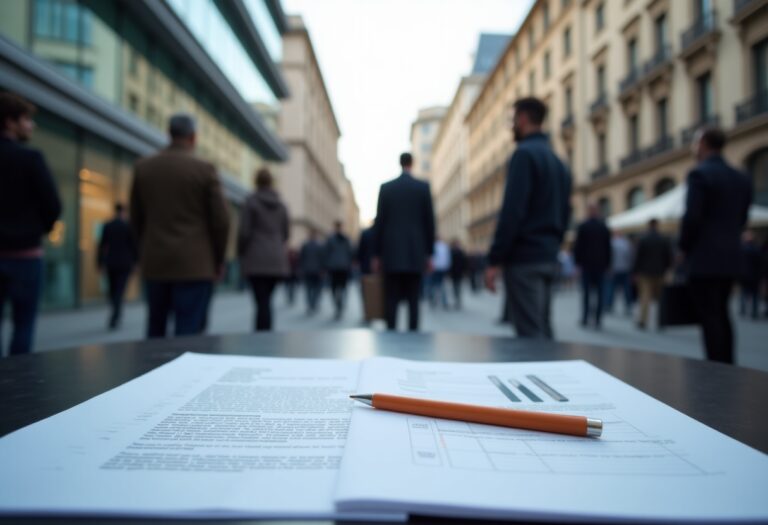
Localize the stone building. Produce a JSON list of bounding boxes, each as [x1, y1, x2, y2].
[[409, 106, 447, 180], [466, 0, 768, 252]]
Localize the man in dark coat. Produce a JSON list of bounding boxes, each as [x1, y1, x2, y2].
[[300, 231, 325, 314], [324, 221, 353, 320], [574, 203, 612, 329], [98, 203, 138, 329], [632, 219, 672, 329], [449, 239, 467, 309], [484, 98, 572, 339], [679, 127, 752, 364], [373, 153, 435, 331], [0, 92, 61, 355]]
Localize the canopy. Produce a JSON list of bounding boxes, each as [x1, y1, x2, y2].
[[607, 184, 768, 231]]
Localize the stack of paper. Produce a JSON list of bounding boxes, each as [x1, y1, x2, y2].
[[0, 353, 766, 522]]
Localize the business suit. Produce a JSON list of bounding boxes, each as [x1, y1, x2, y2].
[[97, 218, 138, 328], [679, 154, 752, 363], [373, 171, 435, 331], [488, 133, 572, 338], [130, 145, 230, 338], [574, 217, 612, 328]]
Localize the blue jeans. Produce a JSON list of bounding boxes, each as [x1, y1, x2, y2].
[[144, 280, 213, 338], [0, 258, 43, 356], [605, 271, 633, 314]]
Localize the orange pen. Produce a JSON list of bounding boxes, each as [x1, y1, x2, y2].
[[350, 393, 602, 438]]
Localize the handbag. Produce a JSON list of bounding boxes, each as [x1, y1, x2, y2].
[[361, 274, 385, 321]]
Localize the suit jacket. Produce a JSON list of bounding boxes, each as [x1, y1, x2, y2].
[[98, 218, 137, 271], [573, 217, 612, 273], [0, 137, 61, 251], [130, 146, 230, 281], [356, 226, 375, 275], [324, 233, 353, 272], [632, 230, 672, 277], [238, 189, 289, 277], [679, 155, 752, 278], [373, 172, 435, 274], [487, 133, 572, 266]]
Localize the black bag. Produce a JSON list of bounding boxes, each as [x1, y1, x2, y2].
[[658, 282, 699, 327]]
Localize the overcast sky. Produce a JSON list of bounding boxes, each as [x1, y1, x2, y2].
[[281, 0, 534, 224]]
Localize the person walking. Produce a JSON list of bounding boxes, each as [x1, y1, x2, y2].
[[739, 231, 762, 320], [130, 114, 230, 338], [0, 92, 61, 356], [679, 127, 752, 364], [238, 168, 289, 331], [605, 231, 633, 316], [632, 219, 673, 330], [429, 238, 451, 309], [324, 221, 353, 320], [299, 231, 324, 314], [97, 203, 138, 330], [484, 98, 572, 339], [372, 152, 435, 332], [573, 203, 612, 329], [285, 247, 299, 306], [449, 239, 467, 309]]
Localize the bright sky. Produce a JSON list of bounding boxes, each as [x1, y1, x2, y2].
[[281, 0, 534, 224]]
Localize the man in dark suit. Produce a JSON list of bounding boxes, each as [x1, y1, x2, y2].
[[0, 92, 61, 356], [484, 98, 572, 339], [373, 153, 435, 331], [130, 114, 230, 338], [632, 219, 672, 330], [679, 127, 752, 364], [98, 203, 138, 330], [573, 203, 612, 329], [299, 231, 324, 314]]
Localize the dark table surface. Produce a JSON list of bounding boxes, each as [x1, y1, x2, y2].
[[2, 330, 767, 524]]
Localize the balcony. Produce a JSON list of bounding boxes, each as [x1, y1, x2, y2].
[[644, 135, 675, 159], [732, 0, 768, 25], [735, 90, 768, 124], [643, 45, 674, 84], [680, 11, 719, 60], [590, 164, 610, 181], [620, 149, 644, 169], [589, 93, 610, 124], [619, 68, 642, 101], [681, 115, 720, 144], [560, 114, 575, 140]]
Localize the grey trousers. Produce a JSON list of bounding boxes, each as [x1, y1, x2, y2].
[[503, 263, 559, 339]]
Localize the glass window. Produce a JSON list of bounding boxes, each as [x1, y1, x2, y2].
[[597, 132, 607, 164], [598, 197, 612, 218], [628, 38, 638, 71], [657, 98, 668, 138], [595, 3, 605, 32], [565, 86, 573, 115], [655, 13, 667, 52], [544, 51, 551, 79], [33, 0, 91, 45], [654, 178, 675, 196], [753, 37, 768, 95], [421, 122, 432, 134], [697, 72, 713, 121], [529, 70, 536, 94], [627, 187, 645, 209], [243, 0, 282, 63], [629, 114, 639, 151], [597, 64, 606, 96], [563, 26, 571, 57], [542, 1, 550, 31]]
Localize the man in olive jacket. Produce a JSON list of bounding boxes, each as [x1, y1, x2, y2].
[[130, 114, 230, 338]]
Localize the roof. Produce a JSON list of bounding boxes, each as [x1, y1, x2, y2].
[[472, 33, 512, 75]]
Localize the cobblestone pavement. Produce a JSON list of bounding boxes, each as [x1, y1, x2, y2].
[[13, 281, 768, 371]]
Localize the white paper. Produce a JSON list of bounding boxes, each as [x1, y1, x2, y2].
[[0, 353, 401, 521], [336, 357, 768, 523]]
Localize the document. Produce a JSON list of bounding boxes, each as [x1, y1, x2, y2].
[[336, 357, 768, 522], [0, 353, 400, 520]]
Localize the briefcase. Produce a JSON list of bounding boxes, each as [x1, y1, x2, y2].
[[361, 274, 385, 321], [658, 283, 699, 327]]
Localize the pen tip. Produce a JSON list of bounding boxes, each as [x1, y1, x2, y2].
[[350, 394, 373, 406]]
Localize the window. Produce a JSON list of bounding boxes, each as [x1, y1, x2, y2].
[[529, 70, 536, 94], [597, 197, 612, 218], [421, 122, 432, 134], [529, 28, 536, 52], [33, 0, 92, 45], [544, 51, 551, 79], [543, 1, 550, 31], [752, 37, 768, 96], [654, 13, 668, 52], [696, 72, 713, 121], [515, 47, 521, 68], [597, 64, 606, 96], [627, 38, 638, 71], [626, 187, 645, 209], [421, 143, 431, 154], [654, 178, 676, 196], [657, 98, 668, 138], [598, 132, 607, 164], [52, 61, 93, 89], [695, 0, 712, 17], [563, 26, 572, 57], [128, 93, 140, 114], [565, 85, 573, 115], [629, 114, 640, 152], [595, 2, 605, 32]]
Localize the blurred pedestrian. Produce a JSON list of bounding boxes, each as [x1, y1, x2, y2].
[[557, 249, 576, 290], [605, 231, 633, 316], [484, 98, 572, 339], [429, 237, 451, 309], [97, 203, 137, 330], [0, 92, 61, 356], [679, 127, 752, 364], [285, 247, 299, 306], [449, 239, 467, 309], [373, 152, 435, 332], [356, 225, 375, 277], [325, 220, 353, 320], [762, 238, 768, 318], [130, 114, 229, 338], [739, 231, 761, 320], [300, 231, 324, 314], [632, 219, 672, 330], [573, 203, 611, 329], [238, 168, 289, 331], [468, 253, 483, 293]]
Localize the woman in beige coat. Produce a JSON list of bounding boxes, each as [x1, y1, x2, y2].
[[238, 169, 289, 331]]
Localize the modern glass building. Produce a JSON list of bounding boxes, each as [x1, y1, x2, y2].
[[0, 0, 289, 309]]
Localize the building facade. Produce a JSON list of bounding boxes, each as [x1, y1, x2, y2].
[[409, 106, 447, 180], [340, 170, 361, 243], [431, 75, 485, 246], [0, 0, 290, 308], [466, 0, 768, 252], [277, 15, 350, 246]]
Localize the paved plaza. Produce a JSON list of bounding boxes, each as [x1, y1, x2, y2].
[[12, 282, 768, 372]]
